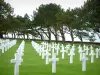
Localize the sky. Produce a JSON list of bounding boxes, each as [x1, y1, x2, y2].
[[5, 0, 87, 17]]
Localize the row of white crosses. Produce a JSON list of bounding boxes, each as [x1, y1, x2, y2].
[[31, 41, 77, 73], [79, 45, 100, 61], [78, 45, 89, 71], [0, 39, 11, 53], [31, 41, 50, 60], [47, 43, 100, 72], [57, 43, 75, 64], [61, 44, 100, 72], [0, 39, 17, 54], [31, 41, 60, 73], [31, 41, 100, 73], [41, 42, 59, 73], [78, 45, 100, 71], [10, 40, 25, 75]]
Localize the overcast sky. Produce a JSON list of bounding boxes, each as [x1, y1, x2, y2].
[[5, 0, 87, 17]]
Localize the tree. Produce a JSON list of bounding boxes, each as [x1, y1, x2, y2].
[[34, 3, 63, 42], [71, 7, 89, 43], [61, 8, 77, 43], [56, 10, 66, 42], [0, 0, 13, 38], [83, 0, 100, 35]]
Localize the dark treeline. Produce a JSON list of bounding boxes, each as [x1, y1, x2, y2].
[[0, 0, 100, 43]]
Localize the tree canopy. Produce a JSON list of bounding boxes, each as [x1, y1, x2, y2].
[[0, 0, 100, 43]]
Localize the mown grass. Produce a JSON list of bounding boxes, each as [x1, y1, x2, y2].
[[0, 40, 100, 75]]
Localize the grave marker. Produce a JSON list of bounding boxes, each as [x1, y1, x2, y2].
[[78, 47, 84, 61], [68, 50, 75, 64], [81, 53, 88, 71], [85, 46, 89, 55], [44, 50, 51, 65], [10, 53, 23, 75], [41, 48, 46, 59], [96, 48, 99, 58], [49, 53, 59, 73], [60, 46, 66, 59], [89, 50, 95, 63]]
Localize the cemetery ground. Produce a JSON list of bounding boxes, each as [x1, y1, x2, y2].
[[0, 40, 100, 75]]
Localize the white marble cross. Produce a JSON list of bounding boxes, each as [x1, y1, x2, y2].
[[6, 41, 10, 50], [16, 49, 24, 56], [89, 50, 95, 63], [44, 50, 51, 65], [96, 48, 99, 58], [78, 47, 84, 61], [42, 42, 47, 49], [68, 50, 75, 64], [41, 48, 46, 59], [61, 44, 64, 49], [4, 43, 7, 51], [78, 45, 81, 50], [45, 42, 49, 50], [0, 43, 5, 54], [81, 53, 88, 71], [51, 43, 55, 55], [60, 46, 66, 59], [67, 44, 71, 47], [54, 43, 57, 48], [83, 45, 86, 51], [39, 45, 42, 56], [10, 53, 23, 75], [54, 43, 59, 55], [1, 47, 4, 53], [6, 39, 10, 51], [49, 53, 59, 73], [56, 45, 59, 55], [71, 45, 75, 52], [46, 43, 49, 50], [65, 44, 70, 53], [48, 43, 52, 51], [90, 45, 93, 51], [85, 46, 89, 55]]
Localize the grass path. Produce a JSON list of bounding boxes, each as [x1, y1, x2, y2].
[[20, 41, 52, 75]]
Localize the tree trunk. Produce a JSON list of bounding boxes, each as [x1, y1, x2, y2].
[[40, 27, 49, 40], [79, 33, 83, 45], [97, 32, 100, 38], [50, 28, 58, 43], [80, 35, 83, 43], [14, 32, 16, 39], [70, 28, 74, 44], [0, 33, 3, 38], [40, 34, 43, 41], [35, 28, 43, 41], [12, 33, 14, 38], [55, 31, 58, 42], [54, 26, 59, 43], [27, 33, 28, 39], [23, 34, 25, 40], [47, 27, 51, 42], [6, 33, 7, 38], [6, 33, 9, 38], [60, 26, 65, 42]]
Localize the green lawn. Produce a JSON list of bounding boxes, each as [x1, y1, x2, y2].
[[0, 40, 100, 75]]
